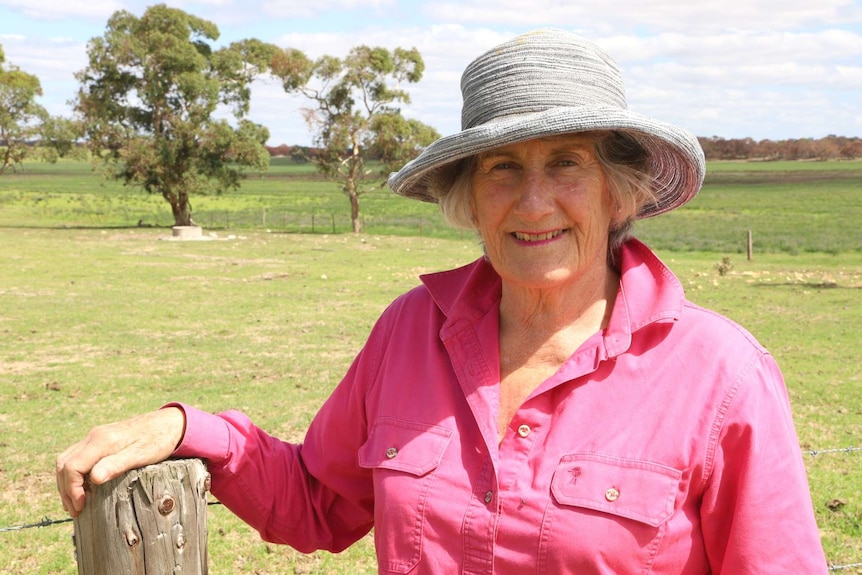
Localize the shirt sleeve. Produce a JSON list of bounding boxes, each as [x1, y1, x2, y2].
[[162, 304, 396, 553], [699, 351, 828, 574]]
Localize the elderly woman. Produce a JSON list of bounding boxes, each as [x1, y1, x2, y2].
[[57, 29, 827, 574]]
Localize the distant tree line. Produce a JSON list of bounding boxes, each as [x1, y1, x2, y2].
[[268, 135, 862, 165], [698, 135, 862, 161]]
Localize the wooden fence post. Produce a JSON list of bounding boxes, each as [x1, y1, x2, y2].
[[747, 229, 753, 261], [73, 459, 210, 575]]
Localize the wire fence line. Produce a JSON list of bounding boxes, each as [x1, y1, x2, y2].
[[2, 448, 860, 570], [803, 446, 862, 457], [0, 516, 72, 533], [0, 501, 226, 535]]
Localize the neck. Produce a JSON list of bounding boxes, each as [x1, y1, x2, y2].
[[499, 265, 620, 337], [495, 263, 621, 441]]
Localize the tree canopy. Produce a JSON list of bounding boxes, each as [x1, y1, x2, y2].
[[0, 45, 48, 174], [272, 45, 440, 233], [74, 4, 280, 226]]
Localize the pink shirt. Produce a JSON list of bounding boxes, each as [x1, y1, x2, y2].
[[174, 238, 827, 574]]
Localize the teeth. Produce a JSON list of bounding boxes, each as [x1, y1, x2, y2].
[[514, 230, 562, 242]]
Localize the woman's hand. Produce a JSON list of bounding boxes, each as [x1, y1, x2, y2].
[[55, 407, 186, 517]]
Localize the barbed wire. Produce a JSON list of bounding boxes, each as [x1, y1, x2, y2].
[[0, 516, 73, 533], [804, 446, 862, 457], [0, 501, 223, 534]]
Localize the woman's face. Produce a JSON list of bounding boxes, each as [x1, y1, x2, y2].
[[470, 134, 617, 292]]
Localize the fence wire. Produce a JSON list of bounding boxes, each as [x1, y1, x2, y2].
[[2, 449, 860, 571], [0, 516, 72, 533], [804, 446, 862, 457]]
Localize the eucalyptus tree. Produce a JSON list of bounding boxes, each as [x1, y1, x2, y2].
[[74, 4, 279, 226], [272, 45, 439, 233], [0, 45, 48, 174]]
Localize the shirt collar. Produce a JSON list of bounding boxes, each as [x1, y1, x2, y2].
[[420, 238, 684, 355], [603, 238, 684, 357]]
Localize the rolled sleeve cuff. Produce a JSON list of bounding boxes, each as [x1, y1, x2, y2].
[[162, 402, 231, 464]]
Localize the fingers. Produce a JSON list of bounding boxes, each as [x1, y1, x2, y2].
[[55, 407, 187, 517], [55, 441, 90, 517]]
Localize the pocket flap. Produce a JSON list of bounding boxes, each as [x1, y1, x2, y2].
[[551, 453, 682, 527], [359, 417, 453, 476]]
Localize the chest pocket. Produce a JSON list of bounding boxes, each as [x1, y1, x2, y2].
[[358, 417, 453, 574], [551, 452, 681, 527], [358, 417, 452, 475], [538, 452, 684, 573]]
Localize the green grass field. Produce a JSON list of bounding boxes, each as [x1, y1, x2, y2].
[[2, 158, 860, 252], [0, 159, 861, 573]]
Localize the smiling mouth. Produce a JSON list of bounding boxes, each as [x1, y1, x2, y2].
[[513, 230, 565, 242]]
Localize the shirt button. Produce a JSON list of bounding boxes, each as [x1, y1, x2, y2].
[[517, 424, 531, 438], [385, 447, 398, 459], [484, 490, 493, 504], [605, 488, 620, 502]]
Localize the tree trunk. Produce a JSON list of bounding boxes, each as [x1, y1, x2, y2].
[[344, 151, 362, 233], [164, 190, 194, 227], [73, 459, 209, 575], [350, 190, 361, 233], [169, 200, 194, 227]]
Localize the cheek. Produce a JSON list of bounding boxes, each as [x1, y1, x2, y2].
[[469, 190, 504, 235]]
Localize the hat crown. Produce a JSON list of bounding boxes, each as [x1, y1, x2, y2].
[[461, 29, 627, 130]]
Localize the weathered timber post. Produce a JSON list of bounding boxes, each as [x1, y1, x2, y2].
[[73, 459, 209, 575], [747, 230, 753, 261]]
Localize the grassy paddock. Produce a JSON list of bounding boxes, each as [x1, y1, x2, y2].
[[0, 227, 860, 573], [0, 158, 860, 572]]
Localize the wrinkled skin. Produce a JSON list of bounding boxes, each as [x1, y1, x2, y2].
[[55, 407, 185, 517]]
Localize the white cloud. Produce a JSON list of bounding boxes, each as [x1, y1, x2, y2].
[[261, 0, 397, 19], [424, 0, 862, 33], [2, 35, 87, 79], [0, 0, 123, 20]]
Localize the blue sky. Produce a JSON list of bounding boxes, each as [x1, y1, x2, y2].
[[2, 0, 861, 146]]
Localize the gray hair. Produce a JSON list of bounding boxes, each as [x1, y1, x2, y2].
[[430, 131, 656, 267]]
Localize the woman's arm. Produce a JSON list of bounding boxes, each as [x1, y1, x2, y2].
[[700, 353, 828, 574]]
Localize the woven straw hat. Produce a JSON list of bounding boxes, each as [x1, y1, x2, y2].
[[387, 29, 705, 219]]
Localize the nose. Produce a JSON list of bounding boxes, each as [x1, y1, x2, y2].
[[513, 169, 554, 221]]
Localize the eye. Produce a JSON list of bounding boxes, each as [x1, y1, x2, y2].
[[491, 160, 517, 170], [553, 154, 584, 168], [477, 155, 518, 174]]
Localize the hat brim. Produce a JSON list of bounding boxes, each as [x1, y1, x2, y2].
[[388, 105, 705, 220]]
